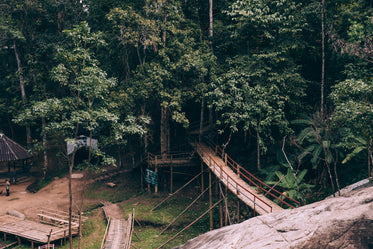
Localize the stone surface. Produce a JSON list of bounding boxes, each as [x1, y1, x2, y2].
[[175, 185, 373, 249], [6, 210, 25, 219]]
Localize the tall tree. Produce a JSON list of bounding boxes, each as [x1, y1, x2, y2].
[[209, 0, 307, 169], [16, 22, 121, 247], [321, 0, 325, 117]]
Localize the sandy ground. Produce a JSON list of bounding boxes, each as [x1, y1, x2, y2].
[[0, 174, 91, 220]]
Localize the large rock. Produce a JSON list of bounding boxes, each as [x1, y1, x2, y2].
[[175, 185, 373, 249], [6, 210, 25, 220]]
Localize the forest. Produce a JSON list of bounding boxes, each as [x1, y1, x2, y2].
[[0, 0, 372, 202]]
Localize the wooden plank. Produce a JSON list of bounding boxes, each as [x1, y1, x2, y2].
[[37, 214, 79, 226], [193, 142, 283, 215], [0, 215, 76, 244]]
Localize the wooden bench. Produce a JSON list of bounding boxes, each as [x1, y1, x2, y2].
[[37, 214, 79, 227]]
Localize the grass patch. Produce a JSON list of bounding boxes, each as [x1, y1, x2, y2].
[[26, 177, 54, 193], [120, 188, 215, 249], [7, 197, 20, 201], [85, 172, 142, 203], [58, 208, 107, 249]]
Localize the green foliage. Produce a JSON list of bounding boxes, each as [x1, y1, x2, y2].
[[330, 78, 373, 178], [267, 168, 314, 203], [0, 0, 372, 202]]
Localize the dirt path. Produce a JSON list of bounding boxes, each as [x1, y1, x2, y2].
[[0, 174, 95, 219]]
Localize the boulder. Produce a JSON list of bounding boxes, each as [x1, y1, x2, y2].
[[106, 182, 117, 188], [7, 210, 25, 220], [175, 185, 373, 249]]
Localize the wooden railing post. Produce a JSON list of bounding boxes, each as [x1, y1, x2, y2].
[[253, 196, 256, 217]]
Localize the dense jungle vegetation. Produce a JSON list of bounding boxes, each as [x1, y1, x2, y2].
[[0, 0, 372, 202]]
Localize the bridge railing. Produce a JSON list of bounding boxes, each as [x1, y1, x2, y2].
[[147, 151, 195, 166], [194, 144, 273, 215], [202, 139, 301, 209]]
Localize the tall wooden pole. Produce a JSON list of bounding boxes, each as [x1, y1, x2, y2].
[[155, 165, 158, 193], [321, 0, 325, 117], [225, 184, 228, 225], [219, 203, 223, 228], [209, 170, 213, 230], [170, 165, 173, 193], [237, 199, 240, 223], [201, 162, 204, 196]]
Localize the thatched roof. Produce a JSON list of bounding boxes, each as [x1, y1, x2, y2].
[[0, 133, 32, 162]]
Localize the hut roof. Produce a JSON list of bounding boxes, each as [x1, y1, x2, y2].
[[0, 133, 32, 162]]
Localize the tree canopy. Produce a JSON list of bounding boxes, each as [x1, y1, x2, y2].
[[0, 0, 372, 196]]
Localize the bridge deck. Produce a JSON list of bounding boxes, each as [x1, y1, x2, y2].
[[0, 215, 73, 244], [193, 142, 283, 215], [102, 203, 133, 249]]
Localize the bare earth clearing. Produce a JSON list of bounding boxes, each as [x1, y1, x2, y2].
[[0, 174, 96, 220]]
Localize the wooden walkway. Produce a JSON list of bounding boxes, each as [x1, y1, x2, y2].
[[0, 214, 74, 246], [101, 203, 133, 249], [147, 152, 197, 168], [192, 142, 283, 215]]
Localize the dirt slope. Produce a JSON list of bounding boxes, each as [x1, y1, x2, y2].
[[0, 175, 91, 219]]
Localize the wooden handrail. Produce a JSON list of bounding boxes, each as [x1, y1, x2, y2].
[[196, 146, 273, 214], [100, 217, 111, 249], [200, 138, 301, 209]]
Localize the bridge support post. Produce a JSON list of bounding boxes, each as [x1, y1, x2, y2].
[[225, 185, 228, 226], [201, 162, 204, 197], [209, 170, 213, 230], [237, 199, 240, 223], [219, 204, 223, 228], [155, 158, 158, 193], [170, 165, 173, 193]]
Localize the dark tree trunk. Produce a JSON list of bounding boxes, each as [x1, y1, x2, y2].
[[321, 0, 325, 117], [209, 0, 213, 50], [42, 117, 48, 179], [160, 106, 170, 157], [14, 40, 32, 149], [199, 97, 204, 140]]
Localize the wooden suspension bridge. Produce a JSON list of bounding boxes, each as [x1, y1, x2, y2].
[[148, 137, 302, 249], [147, 138, 301, 215]]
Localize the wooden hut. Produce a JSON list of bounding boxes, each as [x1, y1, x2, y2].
[[0, 133, 32, 178]]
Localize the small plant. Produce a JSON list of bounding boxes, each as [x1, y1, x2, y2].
[[266, 168, 314, 204]]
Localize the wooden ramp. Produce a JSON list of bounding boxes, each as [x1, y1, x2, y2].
[[101, 203, 134, 249], [192, 142, 284, 215]]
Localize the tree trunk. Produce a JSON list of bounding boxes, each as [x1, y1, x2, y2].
[[162, 0, 168, 48], [368, 140, 372, 179], [42, 117, 48, 179], [69, 120, 80, 249], [209, 0, 213, 50], [199, 97, 204, 140], [14, 40, 32, 148], [257, 129, 261, 170], [58, 11, 64, 34], [321, 0, 325, 117], [68, 154, 74, 249], [160, 106, 169, 157]]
